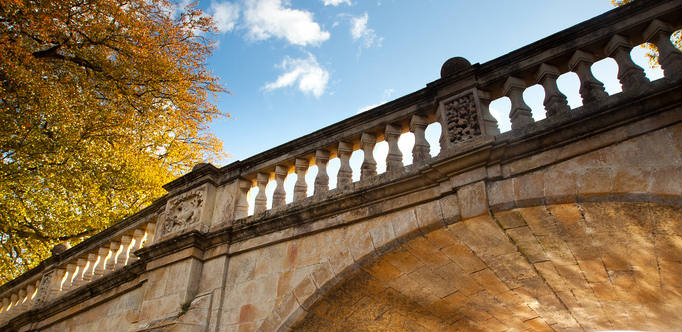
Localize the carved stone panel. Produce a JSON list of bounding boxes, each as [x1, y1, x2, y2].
[[161, 187, 206, 237], [437, 90, 487, 152]]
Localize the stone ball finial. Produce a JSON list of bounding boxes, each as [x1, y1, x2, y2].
[[440, 57, 472, 78], [51, 242, 70, 256]]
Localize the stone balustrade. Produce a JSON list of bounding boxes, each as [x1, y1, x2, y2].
[[218, 0, 681, 221], [0, 203, 159, 325], [0, 0, 680, 329]]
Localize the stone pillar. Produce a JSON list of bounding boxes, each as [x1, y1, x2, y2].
[[409, 115, 430, 163], [536, 63, 570, 117], [503, 77, 534, 129], [643, 19, 682, 81], [478, 90, 500, 135], [385, 124, 403, 172], [272, 165, 288, 208], [234, 179, 250, 219], [337, 142, 353, 189], [605, 35, 649, 94], [293, 158, 309, 201], [314, 150, 330, 194], [254, 172, 269, 214], [568, 50, 608, 104], [360, 133, 377, 179]]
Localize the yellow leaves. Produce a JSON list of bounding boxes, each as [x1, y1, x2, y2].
[[0, 0, 228, 283]]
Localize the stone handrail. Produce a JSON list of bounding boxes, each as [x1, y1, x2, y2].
[[0, 0, 680, 326], [0, 199, 162, 324]]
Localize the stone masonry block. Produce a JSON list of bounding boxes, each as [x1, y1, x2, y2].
[[487, 178, 515, 211], [438, 193, 461, 225], [514, 172, 545, 206], [457, 181, 488, 219], [612, 167, 652, 194], [505, 226, 548, 263], [577, 167, 614, 196], [543, 166, 577, 204], [414, 200, 444, 232], [494, 210, 527, 229]]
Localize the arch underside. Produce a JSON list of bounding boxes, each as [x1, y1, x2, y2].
[[291, 201, 681, 332]]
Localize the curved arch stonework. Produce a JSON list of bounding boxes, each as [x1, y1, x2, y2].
[[286, 201, 681, 331]]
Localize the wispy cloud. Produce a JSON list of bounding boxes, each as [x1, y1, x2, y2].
[[356, 89, 393, 113], [243, 0, 330, 46], [350, 12, 382, 48], [264, 53, 329, 97], [322, 0, 351, 6], [210, 1, 239, 33]]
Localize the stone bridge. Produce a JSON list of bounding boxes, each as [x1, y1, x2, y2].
[[1, 1, 681, 331]]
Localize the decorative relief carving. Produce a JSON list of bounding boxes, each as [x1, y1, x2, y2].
[[161, 189, 204, 236], [443, 93, 481, 143], [34, 271, 53, 306]]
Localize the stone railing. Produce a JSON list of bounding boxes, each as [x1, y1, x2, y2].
[[0, 0, 680, 328], [214, 0, 681, 222], [0, 200, 162, 325]]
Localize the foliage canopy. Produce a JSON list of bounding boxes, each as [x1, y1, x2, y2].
[[0, 0, 226, 283]]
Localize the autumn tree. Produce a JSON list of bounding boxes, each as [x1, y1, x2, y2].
[[612, 0, 682, 66], [0, 0, 227, 283]]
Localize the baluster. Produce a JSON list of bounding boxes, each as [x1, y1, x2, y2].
[[360, 133, 377, 179], [337, 142, 353, 189], [503, 77, 534, 129], [272, 165, 288, 208], [385, 124, 403, 172], [8, 294, 17, 313], [293, 158, 309, 201], [16, 289, 26, 312], [23, 284, 35, 310], [73, 258, 88, 287], [133, 229, 144, 250], [121, 235, 136, 270], [478, 91, 500, 135], [118, 235, 132, 267], [409, 115, 430, 163], [47, 267, 66, 300], [144, 222, 156, 246], [314, 150, 330, 194], [106, 241, 121, 273], [85, 253, 98, 281], [643, 19, 682, 80], [254, 173, 269, 214], [93, 247, 109, 279], [536, 63, 570, 116], [1, 297, 9, 320], [234, 179, 250, 219], [63, 263, 77, 291], [605, 35, 650, 94], [568, 50, 608, 104]]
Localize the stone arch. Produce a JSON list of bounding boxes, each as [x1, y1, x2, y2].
[[260, 196, 680, 332]]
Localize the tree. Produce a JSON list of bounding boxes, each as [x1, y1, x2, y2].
[[0, 0, 227, 283], [612, 0, 682, 66]]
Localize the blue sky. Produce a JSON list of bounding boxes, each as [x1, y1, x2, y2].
[[176, 0, 665, 213]]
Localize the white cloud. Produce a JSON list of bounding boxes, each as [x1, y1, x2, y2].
[[323, 0, 351, 6], [264, 54, 329, 97], [350, 12, 382, 48], [357, 101, 386, 114], [210, 1, 240, 33], [243, 0, 330, 46]]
